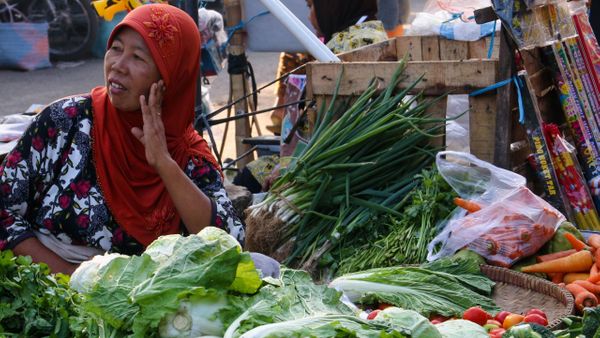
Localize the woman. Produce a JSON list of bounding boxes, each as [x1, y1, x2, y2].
[[0, 4, 244, 274]]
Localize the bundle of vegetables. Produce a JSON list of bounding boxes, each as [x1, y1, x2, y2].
[[70, 227, 265, 338], [329, 255, 499, 318], [73, 227, 401, 338], [337, 167, 456, 274], [0, 250, 81, 337], [248, 61, 447, 271]]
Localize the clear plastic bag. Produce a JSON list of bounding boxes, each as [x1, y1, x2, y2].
[[427, 151, 565, 267]]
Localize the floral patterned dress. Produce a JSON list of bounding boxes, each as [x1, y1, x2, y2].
[[0, 95, 245, 255]]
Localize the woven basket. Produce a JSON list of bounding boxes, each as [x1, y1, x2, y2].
[[481, 265, 575, 329]]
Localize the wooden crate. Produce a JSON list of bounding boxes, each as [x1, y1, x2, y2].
[[306, 35, 503, 163]]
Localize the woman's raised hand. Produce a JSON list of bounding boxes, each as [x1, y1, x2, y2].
[[131, 80, 172, 171]]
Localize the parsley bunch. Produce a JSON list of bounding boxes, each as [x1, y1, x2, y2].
[[0, 250, 81, 337]]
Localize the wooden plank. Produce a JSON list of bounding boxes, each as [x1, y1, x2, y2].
[[439, 38, 469, 60], [306, 60, 498, 97], [469, 94, 497, 162], [396, 36, 423, 61], [493, 28, 515, 169], [421, 36, 440, 61], [338, 38, 399, 62], [468, 38, 488, 59]]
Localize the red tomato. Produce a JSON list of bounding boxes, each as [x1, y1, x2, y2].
[[463, 307, 492, 326], [494, 311, 512, 324], [378, 303, 392, 310], [526, 309, 547, 320], [429, 314, 450, 323], [367, 309, 381, 320], [523, 313, 548, 326], [489, 328, 506, 338]]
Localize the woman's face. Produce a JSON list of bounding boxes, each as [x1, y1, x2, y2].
[[306, 0, 322, 37], [104, 27, 161, 112]]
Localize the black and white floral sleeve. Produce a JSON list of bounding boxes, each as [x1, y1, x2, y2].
[[0, 97, 77, 249], [185, 158, 245, 244]]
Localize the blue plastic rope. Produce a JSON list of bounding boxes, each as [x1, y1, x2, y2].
[[442, 12, 464, 23], [469, 75, 526, 124], [469, 77, 512, 97], [487, 20, 497, 59], [224, 10, 270, 45], [513, 76, 525, 124]]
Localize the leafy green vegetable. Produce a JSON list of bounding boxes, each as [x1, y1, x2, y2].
[[543, 222, 584, 254], [0, 250, 80, 337], [503, 323, 555, 338], [232, 315, 407, 338], [329, 264, 498, 317], [224, 269, 355, 337], [435, 319, 488, 338], [581, 307, 600, 338], [451, 249, 486, 265], [337, 168, 456, 274], [73, 227, 263, 338], [374, 307, 442, 338], [421, 255, 495, 296], [552, 308, 600, 338]]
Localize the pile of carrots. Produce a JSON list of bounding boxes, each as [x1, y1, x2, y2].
[[521, 233, 600, 311], [453, 195, 560, 267]]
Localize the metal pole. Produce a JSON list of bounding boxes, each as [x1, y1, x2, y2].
[[224, 0, 254, 169]]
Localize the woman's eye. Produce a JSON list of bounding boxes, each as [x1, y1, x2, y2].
[[110, 45, 122, 52]]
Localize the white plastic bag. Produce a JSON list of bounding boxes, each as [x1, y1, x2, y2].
[[427, 151, 565, 267]]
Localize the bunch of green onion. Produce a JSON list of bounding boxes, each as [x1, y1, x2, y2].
[[248, 61, 449, 271]]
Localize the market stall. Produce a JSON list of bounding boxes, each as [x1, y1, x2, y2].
[[6, 0, 600, 337]]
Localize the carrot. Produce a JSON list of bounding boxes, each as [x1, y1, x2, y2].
[[564, 232, 589, 251], [596, 247, 600, 270], [453, 197, 482, 213], [536, 249, 577, 263], [591, 264, 599, 277], [548, 272, 565, 284], [521, 250, 594, 273], [588, 234, 600, 250], [566, 283, 599, 311], [573, 280, 600, 295], [588, 272, 600, 283], [564, 273, 591, 284]]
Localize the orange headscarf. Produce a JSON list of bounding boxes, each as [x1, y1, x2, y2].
[[90, 4, 220, 247]]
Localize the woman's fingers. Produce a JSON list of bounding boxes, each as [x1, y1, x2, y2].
[[131, 127, 144, 144]]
